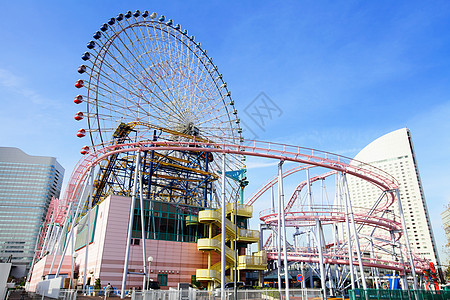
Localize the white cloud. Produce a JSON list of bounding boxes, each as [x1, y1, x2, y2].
[[0, 68, 47, 105], [0, 68, 23, 87]]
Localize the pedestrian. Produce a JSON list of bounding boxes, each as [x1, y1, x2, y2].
[[106, 283, 112, 297]]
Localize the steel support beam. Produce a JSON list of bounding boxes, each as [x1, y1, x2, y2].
[[138, 168, 148, 289], [343, 174, 367, 290], [395, 189, 418, 289], [278, 161, 290, 300], [342, 173, 356, 290], [316, 219, 327, 298], [221, 153, 226, 300], [121, 152, 141, 298]]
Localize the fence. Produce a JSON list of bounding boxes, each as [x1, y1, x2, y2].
[[13, 288, 322, 300], [349, 288, 450, 300], [122, 288, 322, 300], [130, 288, 323, 300], [5, 289, 77, 300]]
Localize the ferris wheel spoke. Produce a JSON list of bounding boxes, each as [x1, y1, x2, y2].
[[174, 65, 213, 118], [114, 21, 187, 119], [79, 13, 242, 165], [90, 52, 187, 126], [193, 103, 229, 126], [151, 31, 216, 127], [152, 30, 202, 121], [86, 86, 170, 127], [99, 28, 187, 121], [85, 80, 144, 118], [146, 23, 186, 112], [87, 63, 148, 108], [184, 43, 218, 111], [164, 29, 193, 115], [140, 22, 180, 105], [87, 52, 160, 120]]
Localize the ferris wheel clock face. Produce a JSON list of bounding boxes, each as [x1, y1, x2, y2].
[[73, 10, 242, 149]]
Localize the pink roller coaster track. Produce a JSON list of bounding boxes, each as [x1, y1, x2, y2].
[[35, 138, 427, 273]]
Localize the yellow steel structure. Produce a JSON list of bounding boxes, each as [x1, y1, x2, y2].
[[195, 203, 267, 289]]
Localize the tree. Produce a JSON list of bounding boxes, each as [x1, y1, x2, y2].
[[94, 278, 101, 290]]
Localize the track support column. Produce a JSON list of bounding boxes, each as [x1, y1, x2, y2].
[[306, 168, 314, 288], [343, 174, 367, 291], [221, 153, 226, 300], [52, 168, 94, 277], [138, 168, 148, 289], [316, 219, 327, 299], [82, 175, 93, 294], [395, 189, 418, 289], [278, 161, 290, 300], [277, 186, 282, 293], [121, 151, 141, 298], [341, 173, 356, 290]]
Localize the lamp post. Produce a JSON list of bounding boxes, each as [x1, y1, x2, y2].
[[147, 256, 153, 290], [70, 252, 78, 290]]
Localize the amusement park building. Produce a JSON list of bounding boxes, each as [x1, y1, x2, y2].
[[347, 128, 440, 266], [28, 193, 264, 291], [0, 147, 64, 278]]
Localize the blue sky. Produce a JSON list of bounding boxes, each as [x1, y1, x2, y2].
[[1, 1, 449, 262]]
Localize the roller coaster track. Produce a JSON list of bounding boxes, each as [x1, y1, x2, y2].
[[61, 138, 399, 209], [44, 138, 429, 276]]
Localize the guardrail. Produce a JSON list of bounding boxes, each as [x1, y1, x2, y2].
[[349, 288, 450, 300], [131, 288, 322, 300], [25, 288, 323, 300]]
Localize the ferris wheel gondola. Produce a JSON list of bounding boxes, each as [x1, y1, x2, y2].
[[72, 10, 245, 207], [73, 9, 241, 148]]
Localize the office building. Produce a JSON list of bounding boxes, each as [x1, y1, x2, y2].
[[347, 128, 440, 266], [0, 147, 64, 278]]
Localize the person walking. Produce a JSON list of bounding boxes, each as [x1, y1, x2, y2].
[[105, 283, 112, 298]]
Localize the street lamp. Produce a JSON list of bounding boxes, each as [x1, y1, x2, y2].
[[147, 256, 153, 290]]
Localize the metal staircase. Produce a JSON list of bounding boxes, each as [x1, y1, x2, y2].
[[195, 203, 267, 289]]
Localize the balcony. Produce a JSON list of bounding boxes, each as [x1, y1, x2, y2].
[[197, 238, 234, 262], [225, 203, 253, 218], [238, 251, 267, 270], [237, 228, 260, 243], [196, 269, 219, 282], [185, 215, 198, 225], [198, 209, 220, 223]]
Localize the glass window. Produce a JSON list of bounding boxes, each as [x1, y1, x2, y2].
[[132, 199, 204, 243], [157, 274, 168, 286]]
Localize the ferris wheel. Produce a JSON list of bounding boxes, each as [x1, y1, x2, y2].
[[73, 9, 242, 149], [72, 10, 245, 207]]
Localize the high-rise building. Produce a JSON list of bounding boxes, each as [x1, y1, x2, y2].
[[0, 147, 64, 278], [347, 128, 440, 266], [441, 205, 450, 245]]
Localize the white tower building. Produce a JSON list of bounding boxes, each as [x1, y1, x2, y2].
[[347, 128, 440, 266], [441, 206, 450, 245]]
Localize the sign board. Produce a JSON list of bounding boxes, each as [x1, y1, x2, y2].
[[296, 274, 303, 282]]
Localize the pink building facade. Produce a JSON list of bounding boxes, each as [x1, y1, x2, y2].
[[29, 194, 215, 291]]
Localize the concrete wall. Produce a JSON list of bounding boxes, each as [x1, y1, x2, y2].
[[0, 263, 12, 300], [36, 277, 63, 299], [27, 255, 72, 292]]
